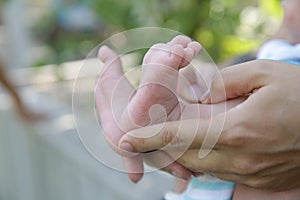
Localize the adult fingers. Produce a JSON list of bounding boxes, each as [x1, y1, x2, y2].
[[143, 150, 193, 181], [166, 149, 232, 174], [181, 97, 245, 119], [119, 119, 207, 152], [119, 107, 241, 153], [205, 60, 272, 103]]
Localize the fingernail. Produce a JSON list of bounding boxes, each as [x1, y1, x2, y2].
[[120, 142, 134, 152]]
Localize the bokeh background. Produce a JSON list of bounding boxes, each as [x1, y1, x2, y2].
[[0, 0, 283, 200], [1, 0, 282, 68]]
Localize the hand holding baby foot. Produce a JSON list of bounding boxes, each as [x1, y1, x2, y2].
[[96, 36, 201, 182], [96, 35, 244, 183]]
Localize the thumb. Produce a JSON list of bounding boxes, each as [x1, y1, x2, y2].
[[204, 60, 270, 104]]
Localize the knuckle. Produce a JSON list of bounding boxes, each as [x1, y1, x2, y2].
[[244, 176, 272, 190], [164, 126, 187, 149], [231, 153, 268, 176], [232, 157, 259, 175], [222, 119, 250, 147], [244, 179, 262, 189], [251, 59, 273, 84], [162, 125, 176, 146]]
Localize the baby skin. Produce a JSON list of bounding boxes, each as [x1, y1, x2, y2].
[[97, 35, 234, 183], [97, 36, 300, 199], [97, 35, 238, 188], [120, 36, 202, 130], [97, 36, 203, 182]]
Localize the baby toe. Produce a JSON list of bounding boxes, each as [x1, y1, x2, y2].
[[98, 45, 118, 63], [98, 45, 123, 76], [178, 41, 202, 67], [168, 35, 192, 47], [168, 44, 185, 69], [180, 47, 194, 67], [143, 43, 167, 64], [143, 42, 185, 70], [187, 41, 202, 56]]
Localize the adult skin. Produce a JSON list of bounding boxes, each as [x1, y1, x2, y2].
[[96, 41, 243, 183], [119, 59, 300, 191]]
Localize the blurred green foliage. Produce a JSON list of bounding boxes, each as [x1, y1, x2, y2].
[[90, 0, 282, 62], [32, 0, 282, 65]]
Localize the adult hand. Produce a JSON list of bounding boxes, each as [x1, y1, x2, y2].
[[96, 41, 242, 183], [96, 45, 195, 183], [119, 60, 300, 191]]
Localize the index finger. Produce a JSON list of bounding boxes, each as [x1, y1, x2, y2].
[[205, 60, 273, 104], [119, 108, 240, 154]]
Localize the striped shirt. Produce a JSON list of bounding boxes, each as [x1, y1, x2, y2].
[[180, 175, 235, 200]]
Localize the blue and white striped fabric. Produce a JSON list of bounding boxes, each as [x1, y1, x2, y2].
[[257, 39, 300, 66], [179, 175, 235, 200]]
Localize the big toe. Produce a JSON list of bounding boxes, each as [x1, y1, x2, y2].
[[98, 45, 123, 77], [98, 45, 118, 63], [143, 43, 184, 70], [188, 41, 201, 56]]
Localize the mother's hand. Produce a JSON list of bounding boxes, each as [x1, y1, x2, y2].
[[96, 46, 194, 183], [120, 60, 300, 191]]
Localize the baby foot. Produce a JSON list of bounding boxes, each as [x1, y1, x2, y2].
[[97, 45, 144, 182], [121, 35, 201, 131], [97, 44, 195, 183]]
